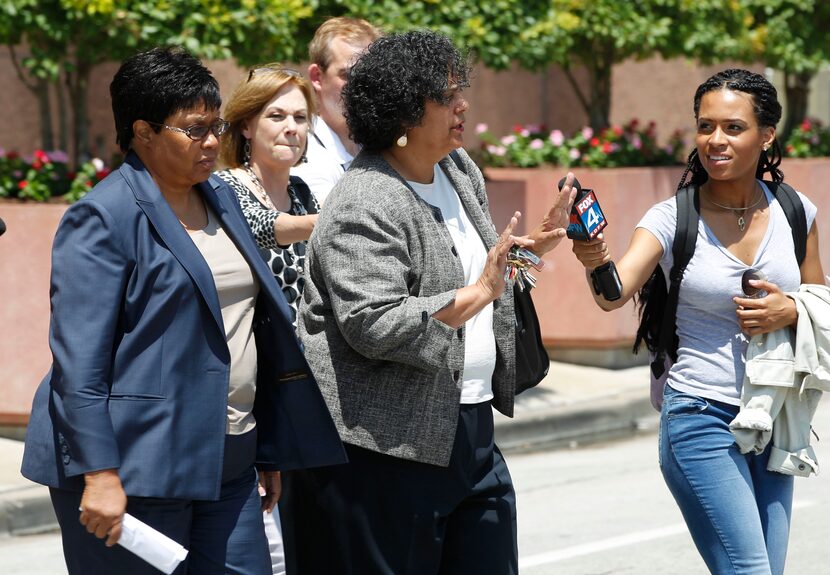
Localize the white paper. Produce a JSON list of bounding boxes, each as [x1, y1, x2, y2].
[[118, 513, 188, 574]]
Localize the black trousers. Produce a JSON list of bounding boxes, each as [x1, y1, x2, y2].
[[50, 429, 270, 575], [281, 402, 518, 575]]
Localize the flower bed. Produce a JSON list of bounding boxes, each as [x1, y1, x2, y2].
[[0, 149, 114, 203], [476, 119, 685, 169]]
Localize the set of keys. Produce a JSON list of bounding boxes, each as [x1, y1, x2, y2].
[[505, 246, 543, 291]]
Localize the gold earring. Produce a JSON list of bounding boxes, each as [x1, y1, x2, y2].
[[396, 134, 408, 147]]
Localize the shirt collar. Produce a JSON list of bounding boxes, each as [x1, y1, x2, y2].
[[313, 116, 355, 166]]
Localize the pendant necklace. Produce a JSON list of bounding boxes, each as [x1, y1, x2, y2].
[[706, 188, 765, 232], [244, 165, 276, 211]]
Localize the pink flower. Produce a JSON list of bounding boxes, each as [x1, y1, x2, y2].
[[530, 139, 544, 150], [525, 123, 543, 133], [475, 123, 489, 135], [47, 150, 69, 163], [549, 130, 565, 146], [810, 135, 820, 145], [602, 142, 613, 154], [501, 135, 516, 146], [519, 129, 530, 138], [801, 119, 812, 131], [582, 127, 594, 140], [569, 148, 581, 160], [91, 158, 105, 171], [631, 135, 642, 149], [487, 145, 507, 157]]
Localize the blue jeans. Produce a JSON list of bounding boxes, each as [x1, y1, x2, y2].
[[659, 385, 794, 575]]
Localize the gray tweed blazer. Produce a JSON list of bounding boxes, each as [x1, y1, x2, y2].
[[298, 148, 516, 467]]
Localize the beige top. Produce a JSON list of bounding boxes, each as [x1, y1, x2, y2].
[[190, 207, 260, 435]]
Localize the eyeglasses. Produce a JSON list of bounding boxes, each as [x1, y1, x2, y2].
[[247, 67, 303, 82], [146, 119, 230, 141]]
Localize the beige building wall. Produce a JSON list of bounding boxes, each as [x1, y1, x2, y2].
[[0, 45, 824, 162]]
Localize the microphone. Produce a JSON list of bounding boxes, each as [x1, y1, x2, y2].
[[560, 176, 622, 301], [0, 216, 5, 237]]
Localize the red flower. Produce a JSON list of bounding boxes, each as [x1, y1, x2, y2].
[[17, 180, 28, 189], [612, 126, 623, 136], [801, 119, 811, 131], [6, 151, 19, 160], [85, 180, 93, 187], [96, 168, 111, 180], [786, 145, 795, 153], [602, 142, 613, 154], [512, 123, 523, 134], [590, 137, 600, 147], [31, 149, 49, 170]]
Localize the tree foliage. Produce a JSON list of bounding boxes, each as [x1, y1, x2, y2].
[[741, 0, 830, 139], [3, 0, 830, 158], [0, 0, 315, 164]]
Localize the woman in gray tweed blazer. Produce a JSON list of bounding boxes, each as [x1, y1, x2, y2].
[[281, 30, 575, 575]]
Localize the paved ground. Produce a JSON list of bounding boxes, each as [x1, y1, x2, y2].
[[0, 360, 654, 537]]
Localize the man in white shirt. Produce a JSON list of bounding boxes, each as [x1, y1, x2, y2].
[[291, 17, 381, 204]]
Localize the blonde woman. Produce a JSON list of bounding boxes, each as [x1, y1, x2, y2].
[[218, 66, 318, 327], [217, 66, 319, 573]]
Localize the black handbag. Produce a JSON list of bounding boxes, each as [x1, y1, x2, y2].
[[447, 150, 549, 395], [513, 284, 549, 394]]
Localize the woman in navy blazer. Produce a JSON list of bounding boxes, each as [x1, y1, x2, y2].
[[21, 47, 345, 574]]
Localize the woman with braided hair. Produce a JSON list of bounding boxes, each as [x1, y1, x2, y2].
[[572, 68, 825, 573]]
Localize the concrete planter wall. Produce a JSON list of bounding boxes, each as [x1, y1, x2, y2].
[[1, 203, 67, 426], [485, 160, 830, 358], [1, 158, 829, 423]]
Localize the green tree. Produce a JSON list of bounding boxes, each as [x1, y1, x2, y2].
[[743, 0, 830, 141], [319, 1, 753, 132], [1, 0, 315, 165]]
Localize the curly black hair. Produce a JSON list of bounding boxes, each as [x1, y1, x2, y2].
[[342, 30, 470, 153], [677, 68, 783, 190]]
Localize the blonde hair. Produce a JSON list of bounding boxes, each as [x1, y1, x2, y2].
[[308, 17, 381, 69], [219, 66, 316, 168]]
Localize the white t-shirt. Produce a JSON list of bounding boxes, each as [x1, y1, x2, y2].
[[637, 182, 817, 405], [290, 117, 355, 205], [408, 164, 496, 404]]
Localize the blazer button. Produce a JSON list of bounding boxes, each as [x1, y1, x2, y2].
[[62, 454, 71, 465], [421, 311, 429, 323], [457, 327, 463, 338], [798, 464, 806, 471], [451, 246, 458, 256], [453, 370, 460, 381]]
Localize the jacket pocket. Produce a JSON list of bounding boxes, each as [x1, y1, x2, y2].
[[745, 358, 795, 387]]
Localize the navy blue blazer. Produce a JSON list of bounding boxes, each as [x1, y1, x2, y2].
[[22, 152, 346, 500]]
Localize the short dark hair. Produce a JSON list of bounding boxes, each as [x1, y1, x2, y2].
[[110, 47, 221, 152], [678, 68, 783, 189], [342, 30, 470, 153]]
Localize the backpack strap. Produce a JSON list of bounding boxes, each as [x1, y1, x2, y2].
[[765, 181, 807, 266], [651, 184, 700, 378]]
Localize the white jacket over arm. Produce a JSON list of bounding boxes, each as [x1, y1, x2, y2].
[[730, 284, 830, 477]]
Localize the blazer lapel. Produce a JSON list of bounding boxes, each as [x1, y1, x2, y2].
[[201, 176, 297, 330], [121, 153, 225, 333]]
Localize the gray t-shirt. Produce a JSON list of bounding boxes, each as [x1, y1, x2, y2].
[[637, 182, 817, 405]]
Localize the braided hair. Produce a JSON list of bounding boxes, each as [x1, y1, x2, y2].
[[676, 68, 784, 191]]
